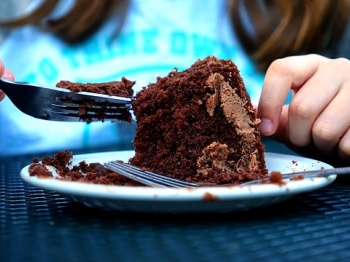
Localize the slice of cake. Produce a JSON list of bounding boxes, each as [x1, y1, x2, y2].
[[56, 77, 135, 97], [129, 56, 268, 184], [29, 56, 268, 186], [55, 77, 135, 123]]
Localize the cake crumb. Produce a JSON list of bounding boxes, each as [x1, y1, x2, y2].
[[202, 192, 219, 202], [29, 163, 53, 178], [269, 171, 285, 186]]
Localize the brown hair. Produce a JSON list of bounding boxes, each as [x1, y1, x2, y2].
[[1, 0, 349, 70], [0, 0, 130, 43], [229, 0, 350, 70]]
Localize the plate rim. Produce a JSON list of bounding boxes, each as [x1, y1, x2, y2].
[[20, 150, 336, 202]]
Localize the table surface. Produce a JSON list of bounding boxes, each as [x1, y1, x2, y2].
[[2, 145, 350, 262]]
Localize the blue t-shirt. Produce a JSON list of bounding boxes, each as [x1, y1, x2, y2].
[[0, 0, 264, 156]]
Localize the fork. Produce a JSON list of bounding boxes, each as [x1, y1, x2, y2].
[[104, 161, 350, 188], [0, 78, 132, 122], [104, 161, 204, 188]]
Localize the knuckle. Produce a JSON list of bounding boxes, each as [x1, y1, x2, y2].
[[312, 122, 339, 144], [289, 98, 314, 120], [325, 58, 350, 74], [289, 135, 310, 147], [338, 136, 350, 158], [268, 58, 290, 76], [333, 57, 350, 67]]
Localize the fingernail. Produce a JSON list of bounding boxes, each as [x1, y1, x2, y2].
[[260, 118, 273, 134], [3, 71, 13, 81]]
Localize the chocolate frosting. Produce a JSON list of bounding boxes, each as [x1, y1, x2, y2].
[[200, 73, 261, 172]]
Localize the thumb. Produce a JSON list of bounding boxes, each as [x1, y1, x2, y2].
[[268, 105, 289, 142], [3, 69, 15, 81], [0, 62, 15, 101], [256, 104, 288, 141]]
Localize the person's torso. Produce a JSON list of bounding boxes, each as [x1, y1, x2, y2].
[[0, 0, 264, 156]]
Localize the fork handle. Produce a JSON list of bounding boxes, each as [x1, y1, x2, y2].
[[282, 166, 350, 179]]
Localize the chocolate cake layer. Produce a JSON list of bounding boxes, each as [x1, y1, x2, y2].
[[55, 77, 135, 123], [129, 56, 268, 184], [56, 77, 135, 97]]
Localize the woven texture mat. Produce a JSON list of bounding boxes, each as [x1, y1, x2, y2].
[[2, 153, 350, 262]]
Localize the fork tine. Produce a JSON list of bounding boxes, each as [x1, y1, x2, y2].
[[46, 109, 126, 122], [51, 103, 129, 116], [104, 161, 200, 188], [51, 101, 130, 111], [46, 106, 131, 123], [48, 100, 131, 122], [0, 78, 133, 122], [117, 162, 199, 187]]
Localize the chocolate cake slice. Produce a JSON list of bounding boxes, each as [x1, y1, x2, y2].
[[29, 56, 268, 186], [129, 56, 268, 184], [55, 77, 135, 123], [56, 77, 135, 97]]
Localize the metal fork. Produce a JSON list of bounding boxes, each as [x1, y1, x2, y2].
[[104, 160, 349, 188], [104, 161, 203, 188], [0, 78, 132, 122]]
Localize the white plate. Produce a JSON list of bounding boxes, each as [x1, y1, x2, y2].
[[20, 151, 336, 213]]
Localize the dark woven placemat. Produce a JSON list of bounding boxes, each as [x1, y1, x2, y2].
[[2, 152, 350, 262]]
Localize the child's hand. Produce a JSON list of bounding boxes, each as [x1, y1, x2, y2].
[[258, 54, 350, 163]]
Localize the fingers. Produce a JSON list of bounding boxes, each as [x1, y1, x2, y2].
[[3, 68, 15, 81], [269, 105, 289, 142], [258, 54, 350, 160], [258, 54, 327, 136], [0, 60, 5, 101], [0, 60, 14, 80], [287, 58, 350, 147], [0, 60, 4, 77], [338, 128, 350, 161], [0, 60, 15, 101], [311, 79, 350, 153]]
